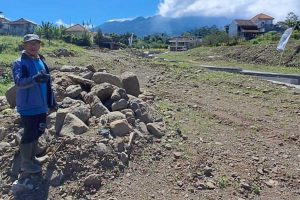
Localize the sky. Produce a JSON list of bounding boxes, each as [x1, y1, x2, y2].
[[1, 0, 300, 27]]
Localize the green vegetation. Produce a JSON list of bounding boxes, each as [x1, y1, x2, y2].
[[0, 36, 22, 68], [215, 176, 230, 189], [252, 184, 261, 195], [0, 35, 86, 95], [36, 21, 93, 46], [0, 83, 12, 96]]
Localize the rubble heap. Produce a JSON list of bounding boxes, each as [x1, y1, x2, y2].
[[0, 64, 166, 199]]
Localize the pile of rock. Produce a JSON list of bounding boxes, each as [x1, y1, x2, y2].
[[4, 64, 166, 165]]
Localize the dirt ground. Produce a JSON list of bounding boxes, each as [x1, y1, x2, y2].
[[1, 48, 300, 200]]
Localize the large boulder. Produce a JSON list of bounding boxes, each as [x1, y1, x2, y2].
[[5, 85, 16, 108], [91, 98, 110, 118], [100, 111, 126, 126], [92, 72, 122, 87], [60, 113, 89, 136], [55, 109, 69, 134], [66, 85, 82, 99], [53, 84, 67, 102], [60, 97, 90, 123], [60, 65, 85, 72], [91, 83, 117, 102], [68, 74, 95, 91], [121, 72, 141, 97]]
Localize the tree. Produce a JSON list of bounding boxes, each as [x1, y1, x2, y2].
[[40, 22, 55, 45], [285, 12, 299, 27], [276, 12, 300, 30]]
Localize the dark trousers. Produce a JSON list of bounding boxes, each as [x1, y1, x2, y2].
[[20, 113, 47, 144]]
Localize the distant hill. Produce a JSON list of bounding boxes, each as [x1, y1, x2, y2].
[[95, 15, 232, 37]]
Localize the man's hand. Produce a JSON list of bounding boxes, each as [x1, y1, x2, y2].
[[33, 70, 50, 83]]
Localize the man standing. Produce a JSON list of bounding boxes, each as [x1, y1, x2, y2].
[[12, 34, 56, 173]]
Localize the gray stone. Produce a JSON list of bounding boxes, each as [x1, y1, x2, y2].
[[81, 71, 94, 80], [120, 109, 135, 124], [265, 179, 278, 188], [111, 88, 129, 101], [68, 74, 95, 90], [147, 123, 166, 138], [53, 84, 67, 102], [92, 72, 122, 87], [100, 111, 126, 126], [61, 65, 85, 72], [60, 113, 89, 136], [46, 112, 57, 129], [0, 142, 11, 152], [0, 127, 7, 141], [111, 99, 128, 111], [55, 109, 69, 134], [114, 137, 125, 152], [60, 97, 91, 123], [91, 83, 117, 102], [84, 174, 102, 189], [66, 85, 82, 98], [85, 64, 97, 73], [121, 72, 141, 97], [91, 100, 109, 118], [138, 122, 149, 134], [5, 85, 16, 108], [95, 143, 111, 157]]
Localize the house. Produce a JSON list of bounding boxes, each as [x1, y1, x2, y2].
[[169, 36, 202, 51], [251, 13, 274, 32], [7, 18, 37, 36], [0, 17, 10, 35], [96, 35, 120, 50], [64, 24, 89, 37], [228, 13, 274, 40], [228, 20, 259, 40], [0, 17, 37, 36]]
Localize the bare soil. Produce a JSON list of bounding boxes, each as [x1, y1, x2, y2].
[[1, 48, 300, 200]]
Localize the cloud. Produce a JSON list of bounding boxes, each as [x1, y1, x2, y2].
[[158, 0, 300, 21], [55, 19, 72, 27], [107, 17, 135, 22]]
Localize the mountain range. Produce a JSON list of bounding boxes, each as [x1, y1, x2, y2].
[[95, 15, 232, 37]]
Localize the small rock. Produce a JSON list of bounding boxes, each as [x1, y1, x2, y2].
[[173, 151, 183, 159], [147, 123, 166, 138], [205, 181, 216, 189], [240, 182, 251, 190], [177, 181, 184, 187], [84, 174, 102, 189], [265, 179, 278, 188]]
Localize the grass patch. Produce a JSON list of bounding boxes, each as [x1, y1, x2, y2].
[[0, 83, 12, 96], [157, 43, 300, 75], [215, 176, 230, 189], [252, 184, 261, 195], [0, 35, 86, 69]]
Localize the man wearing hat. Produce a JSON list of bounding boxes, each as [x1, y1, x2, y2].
[[12, 34, 57, 173]]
